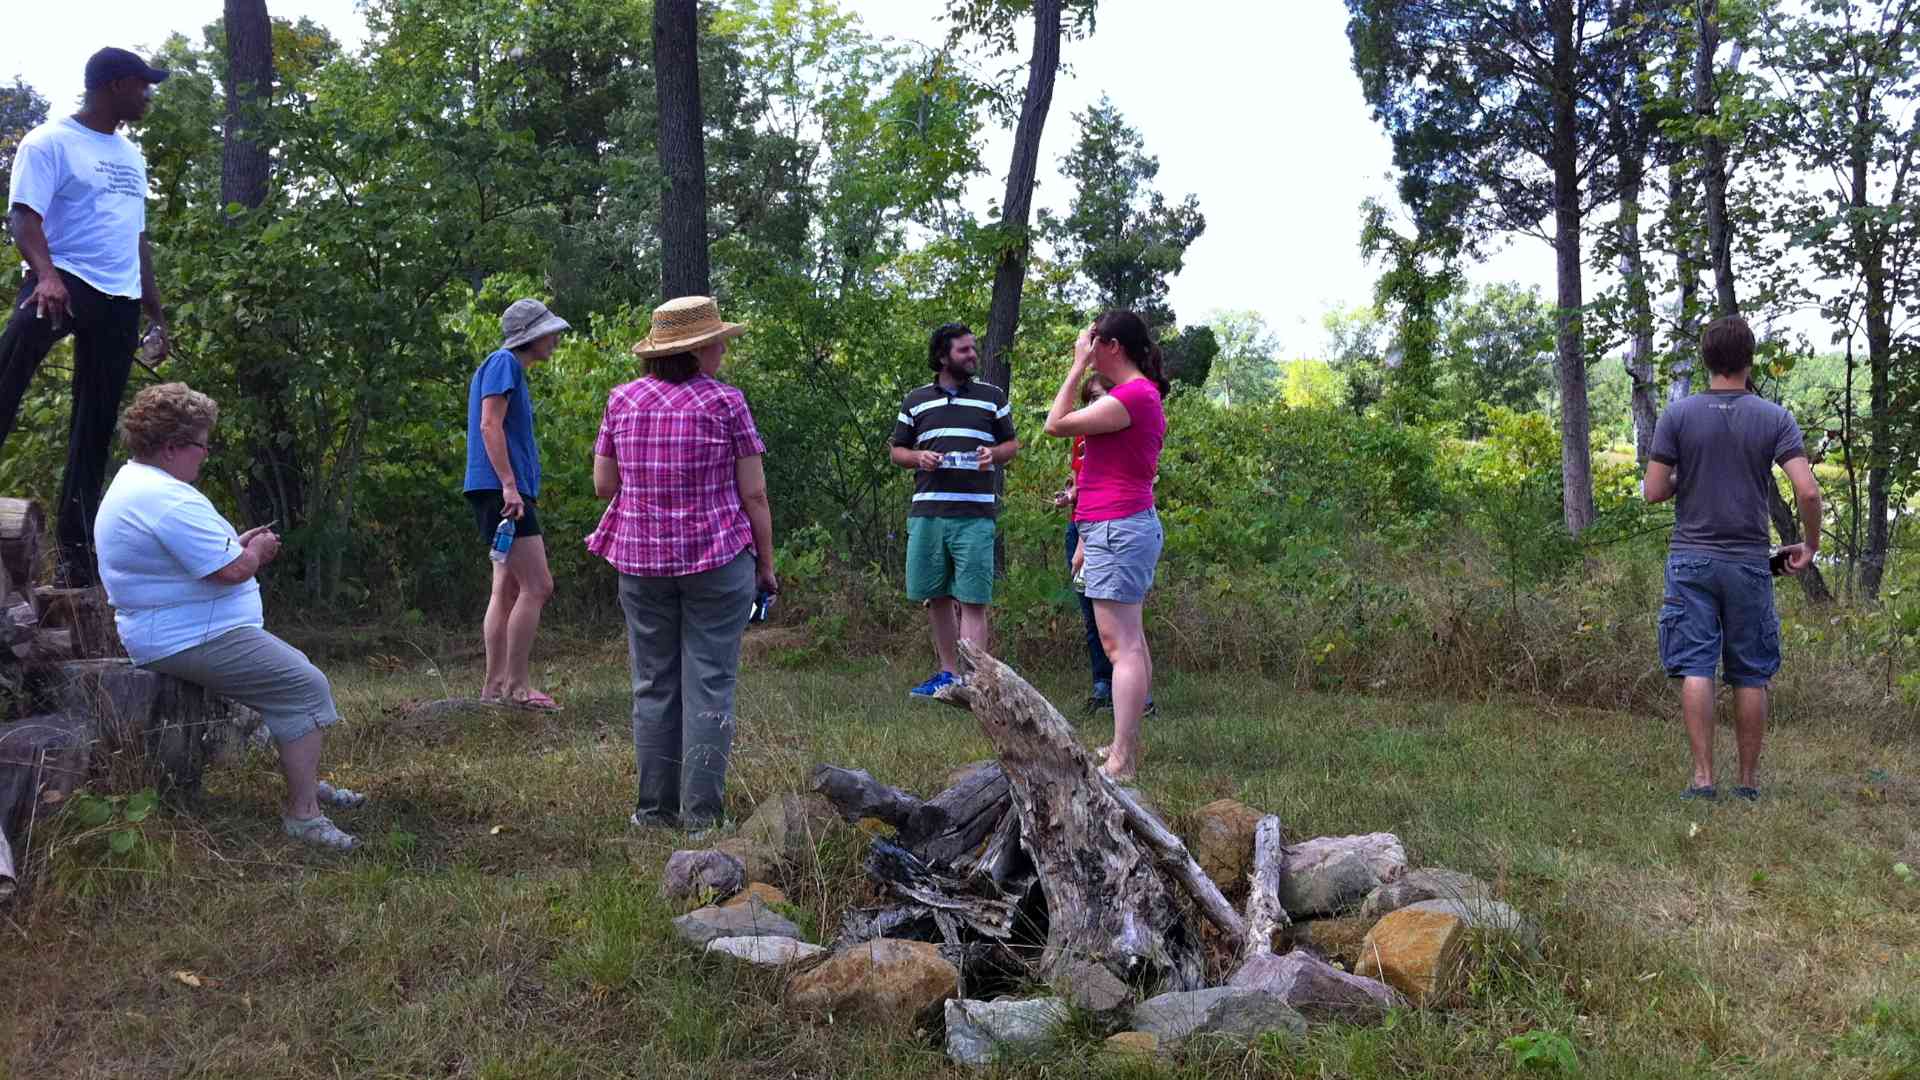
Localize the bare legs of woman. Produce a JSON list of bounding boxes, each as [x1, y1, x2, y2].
[[279, 728, 323, 820], [482, 535, 557, 707], [1093, 597, 1151, 781]]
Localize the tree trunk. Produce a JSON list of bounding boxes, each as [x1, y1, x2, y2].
[[221, 0, 273, 217], [977, 0, 1064, 392], [1610, 4, 1658, 466], [1549, 1, 1594, 535], [1693, 0, 1737, 317], [653, 0, 710, 298], [1853, 77, 1895, 598], [220, 0, 305, 538]]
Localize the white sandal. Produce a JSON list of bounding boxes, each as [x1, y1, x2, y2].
[[317, 782, 367, 810], [283, 813, 358, 850]]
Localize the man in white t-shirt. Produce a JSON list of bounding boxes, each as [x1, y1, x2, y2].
[[0, 47, 172, 587]]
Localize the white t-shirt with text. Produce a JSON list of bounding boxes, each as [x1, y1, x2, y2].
[[95, 463, 263, 665], [6, 116, 148, 298]]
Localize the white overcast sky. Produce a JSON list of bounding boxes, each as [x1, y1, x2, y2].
[[2, 0, 1559, 355]]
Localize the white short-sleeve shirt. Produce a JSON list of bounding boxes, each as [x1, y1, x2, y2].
[[6, 117, 148, 298], [95, 463, 264, 665]]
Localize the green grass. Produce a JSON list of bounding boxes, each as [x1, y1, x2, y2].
[[4, 625, 1919, 1079]]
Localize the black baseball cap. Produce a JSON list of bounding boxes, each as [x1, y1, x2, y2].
[[84, 48, 171, 92]]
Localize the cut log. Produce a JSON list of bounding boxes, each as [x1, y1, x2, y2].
[[1242, 815, 1292, 964], [0, 499, 45, 590], [941, 639, 1209, 998], [18, 627, 72, 664], [808, 764, 925, 830], [902, 761, 1012, 868], [34, 586, 123, 660], [3, 592, 37, 644], [0, 713, 94, 895], [44, 660, 249, 794]]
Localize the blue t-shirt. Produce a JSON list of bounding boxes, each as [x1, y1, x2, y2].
[[464, 348, 541, 498]]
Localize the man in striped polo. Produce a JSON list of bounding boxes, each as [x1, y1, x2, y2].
[[889, 322, 1020, 697]]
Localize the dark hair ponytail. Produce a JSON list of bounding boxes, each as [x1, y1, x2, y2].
[[1092, 309, 1170, 397]]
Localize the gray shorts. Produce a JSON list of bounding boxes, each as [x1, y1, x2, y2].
[[1079, 508, 1163, 604], [141, 626, 340, 745]]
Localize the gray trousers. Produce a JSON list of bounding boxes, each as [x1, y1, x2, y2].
[[619, 550, 755, 827]]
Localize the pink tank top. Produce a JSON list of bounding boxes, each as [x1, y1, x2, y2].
[[1073, 378, 1164, 522]]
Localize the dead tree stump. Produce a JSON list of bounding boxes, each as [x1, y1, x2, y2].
[[942, 640, 1209, 999]]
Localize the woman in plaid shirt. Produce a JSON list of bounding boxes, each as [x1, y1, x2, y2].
[[587, 297, 777, 831]]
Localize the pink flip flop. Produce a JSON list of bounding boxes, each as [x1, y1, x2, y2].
[[511, 690, 563, 713]]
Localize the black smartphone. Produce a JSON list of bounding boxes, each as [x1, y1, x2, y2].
[[1769, 548, 1789, 576]]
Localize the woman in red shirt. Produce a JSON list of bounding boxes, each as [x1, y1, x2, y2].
[[1043, 310, 1170, 781]]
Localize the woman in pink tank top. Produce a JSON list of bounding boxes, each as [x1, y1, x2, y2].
[[1043, 310, 1169, 781]]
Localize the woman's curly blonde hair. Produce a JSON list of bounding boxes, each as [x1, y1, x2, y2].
[[119, 383, 219, 457]]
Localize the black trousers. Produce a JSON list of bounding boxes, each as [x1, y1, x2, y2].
[[0, 269, 139, 587]]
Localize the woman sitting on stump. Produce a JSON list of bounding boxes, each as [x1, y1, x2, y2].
[[94, 383, 364, 850]]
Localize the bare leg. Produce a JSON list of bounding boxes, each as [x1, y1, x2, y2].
[[1680, 675, 1717, 789], [1732, 685, 1767, 788], [481, 562, 520, 699], [1094, 598, 1151, 779], [503, 535, 555, 700], [279, 729, 324, 820], [928, 596, 960, 674], [957, 602, 991, 658]]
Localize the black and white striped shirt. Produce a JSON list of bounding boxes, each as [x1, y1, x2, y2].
[[889, 379, 1017, 518]]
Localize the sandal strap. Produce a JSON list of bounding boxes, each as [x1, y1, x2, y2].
[[316, 782, 367, 809]]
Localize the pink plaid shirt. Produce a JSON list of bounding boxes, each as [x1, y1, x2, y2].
[[585, 375, 767, 577]]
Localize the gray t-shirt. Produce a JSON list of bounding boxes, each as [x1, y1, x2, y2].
[[1651, 390, 1806, 562]]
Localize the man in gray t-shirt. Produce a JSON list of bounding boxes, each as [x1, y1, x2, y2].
[[1643, 316, 1822, 803]]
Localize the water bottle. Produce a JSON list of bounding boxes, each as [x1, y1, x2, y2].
[[489, 517, 515, 563]]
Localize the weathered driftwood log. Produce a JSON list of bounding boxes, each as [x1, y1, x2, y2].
[[0, 498, 45, 590], [809, 764, 925, 830], [1242, 815, 1292, 964], [1103, 781, 1249, 950], [865, 837, 1018, 941], [939, 639, 1209, 998], [901, 761, 1011, 868], [18, 627, 72, 664]]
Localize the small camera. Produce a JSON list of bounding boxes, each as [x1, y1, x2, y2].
[[748, 591, 776, 623]]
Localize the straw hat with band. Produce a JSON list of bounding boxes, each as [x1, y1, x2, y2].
[[631, 296, 747, 358], [501, 298, 571, 351]]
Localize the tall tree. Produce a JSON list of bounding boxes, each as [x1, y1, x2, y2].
[[654, 0, 710, 297], [0, 79, 49, 251], [1347, 0, 1621, 534], [1599, 0, 1667, 465], [1762, 0, 1919, 598], [221, 0, 274, 215], [1202, 310, 1281, 407], [1044, 95, 1205, 324], [947, 0, 1097, 391]]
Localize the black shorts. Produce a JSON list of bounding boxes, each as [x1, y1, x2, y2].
[[466, 490, 542, 541]]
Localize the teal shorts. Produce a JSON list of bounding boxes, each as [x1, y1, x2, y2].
[[906, 516, 996, 605]]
